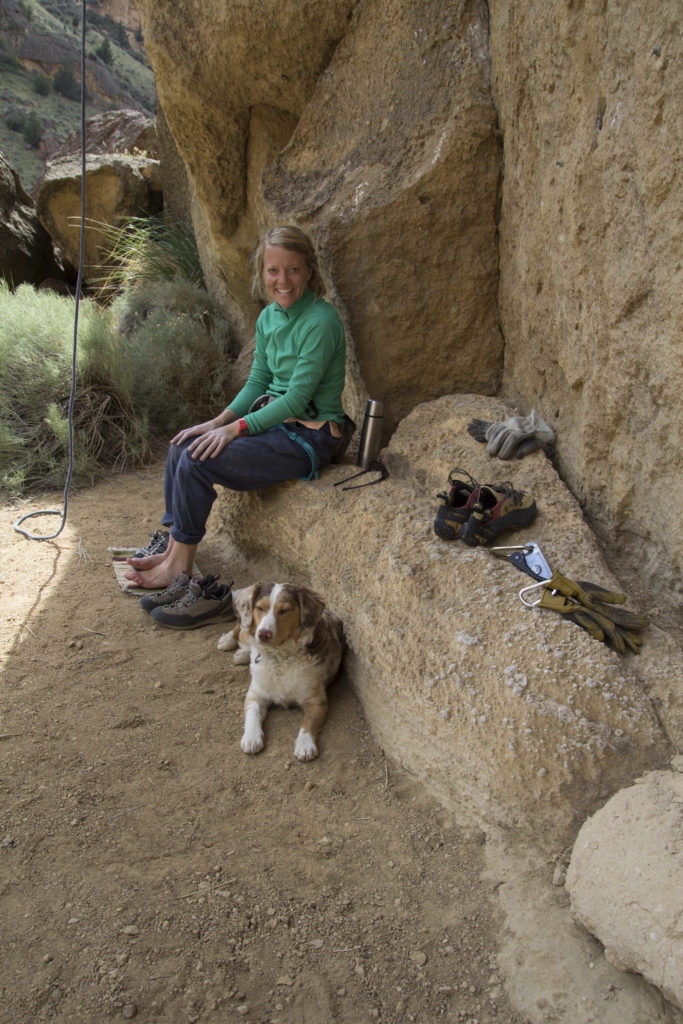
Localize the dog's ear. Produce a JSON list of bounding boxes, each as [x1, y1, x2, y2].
[[297, 587, 325, 631], [234, 584, 258, 629]]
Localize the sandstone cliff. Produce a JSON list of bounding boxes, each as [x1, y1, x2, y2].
[[130, 1, 682, 1011], [134, 0, 681, 633]]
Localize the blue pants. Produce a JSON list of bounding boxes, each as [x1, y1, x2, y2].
[[161, 423, 338, 545]]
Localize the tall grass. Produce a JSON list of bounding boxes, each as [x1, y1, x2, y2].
[[91, 215, 205, 299], [0, 283, 147, 494], [0, 275, 234, 496]]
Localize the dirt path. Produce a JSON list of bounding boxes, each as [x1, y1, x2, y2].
[[1, 465, 528, 1024]]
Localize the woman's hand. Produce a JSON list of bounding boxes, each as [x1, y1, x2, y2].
[[186, 423, 240, 461], [170, 418, 221, 446], [170, 408, 237, 448]]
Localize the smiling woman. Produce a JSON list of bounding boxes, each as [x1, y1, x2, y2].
[[124, 225, 350, 629], [263, 246, 311, 308]]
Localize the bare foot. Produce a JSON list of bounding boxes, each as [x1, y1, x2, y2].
[[125, 540, 197, 590], [126, 551, 168, 570], [124, 564, 181, 589]]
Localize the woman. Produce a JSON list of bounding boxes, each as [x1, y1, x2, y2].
[[125, 225, 347, 624]]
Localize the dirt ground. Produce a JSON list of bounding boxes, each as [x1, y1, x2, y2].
[[0, 465, 677, 1024]]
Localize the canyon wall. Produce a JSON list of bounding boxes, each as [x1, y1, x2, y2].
[[488, 0, 682, 627], [134, 0, 681, 625]]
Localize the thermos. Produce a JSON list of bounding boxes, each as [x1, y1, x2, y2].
[[357, 399, 384, 469]]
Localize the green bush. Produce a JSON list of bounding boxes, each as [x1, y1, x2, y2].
[[54, 62, 80, 100], [0, 283, 144, 494], [110, 278, 232, 437], [5, 107, 25, 132], [31, 70, 51, 96], [21, 109, 43, 148], [0, 278, 233, 496], [96, 37, 113, 65]]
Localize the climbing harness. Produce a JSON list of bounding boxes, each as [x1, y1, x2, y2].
[[13, 0, 87, 542], [276, 423, 320, 481]]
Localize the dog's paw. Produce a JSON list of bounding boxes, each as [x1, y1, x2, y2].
[[294, 728, 319, 762], [217, 631, 237, 651], [241, 729, 265, 755], [233, 647, 250, 665]]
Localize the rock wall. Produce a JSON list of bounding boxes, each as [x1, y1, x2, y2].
[[133, 0, 681, 628], [130, 1, 682, 830], [0, 150, 65, 287], [134, 0, 502, 427], [211, 394, 680, 852], [488, 0, 682, 625]]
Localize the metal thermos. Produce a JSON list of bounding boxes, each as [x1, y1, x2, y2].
[[357, 399, 384, 469]]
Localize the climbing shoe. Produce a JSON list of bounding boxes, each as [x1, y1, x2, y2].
[[433, 468, 480, 541], [133, 529, 170, 559], [460, 482, 537, 547], [138, 571, 192, 612], [150, 574, 234, 630]]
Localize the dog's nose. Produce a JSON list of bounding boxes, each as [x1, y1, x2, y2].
[[257, 628, 272, 642]]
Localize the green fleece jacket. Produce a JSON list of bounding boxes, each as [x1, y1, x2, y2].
[[227, 289, 346, 435]]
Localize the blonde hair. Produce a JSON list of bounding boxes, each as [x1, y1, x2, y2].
[[251, 225, 326, 302]]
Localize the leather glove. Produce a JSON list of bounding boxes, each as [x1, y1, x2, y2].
[[537, 572, 650, 655], [467, 409, 555, 460]]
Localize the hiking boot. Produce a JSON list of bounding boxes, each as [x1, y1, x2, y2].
[[433, 468, 480, 541], [138, 571, 192, 612], [150, 574, 234, 630], [460, 483, 537, 547], [133, 529, 170, 559]]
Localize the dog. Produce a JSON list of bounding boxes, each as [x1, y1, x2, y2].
[[217, 582, 344, 761]]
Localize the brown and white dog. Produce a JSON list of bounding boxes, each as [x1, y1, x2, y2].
[[217, 583, 344, 761]]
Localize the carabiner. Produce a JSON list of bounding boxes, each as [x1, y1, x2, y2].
[[519, 579, 549, 607]]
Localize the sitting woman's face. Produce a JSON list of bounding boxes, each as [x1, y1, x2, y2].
[[263, 245, 312, 309]]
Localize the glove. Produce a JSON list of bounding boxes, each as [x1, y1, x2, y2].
[[467, 410, 555, 460], [537, 572, 650, 655]]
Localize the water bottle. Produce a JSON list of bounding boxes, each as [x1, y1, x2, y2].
[[357, 399, 384, 469]]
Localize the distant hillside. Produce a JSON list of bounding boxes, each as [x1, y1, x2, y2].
[[0, 0, 155, 189]]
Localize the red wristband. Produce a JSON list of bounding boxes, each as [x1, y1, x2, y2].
[[237, 417, 250, 437]]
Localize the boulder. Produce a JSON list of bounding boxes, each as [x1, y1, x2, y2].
[[34, 153, 162, 281], [51, 110, 159, 162], [0, 150, 64, 287], [566, 760, 683, 1010], [212, 393, 680, 851]]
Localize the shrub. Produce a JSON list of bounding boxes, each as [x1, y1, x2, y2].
[[31, 70, 51, 96], [0, 49, 20, 71], [54, 62, 80, 101], [5, 107, 25, 132], [110, 278, 233, 437], [0, 278, 233, 496], [0, 283, 147, 494], [114, 22, 129, 49], [96, 37, 113, 65], [21, 109, 43, 148]]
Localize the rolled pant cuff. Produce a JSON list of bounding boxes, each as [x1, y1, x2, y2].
[[169, 526, 205, 546]]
